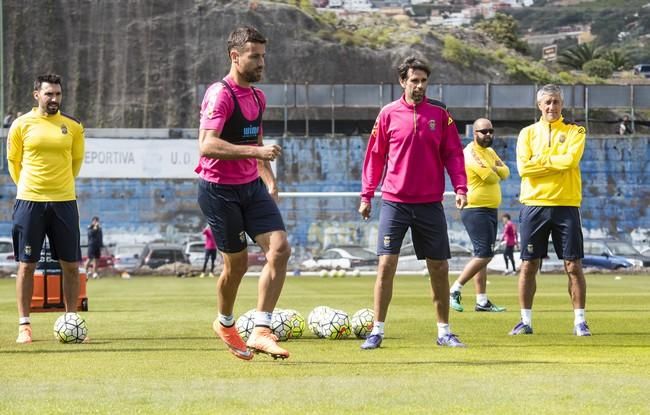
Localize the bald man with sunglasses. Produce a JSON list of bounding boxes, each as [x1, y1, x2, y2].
[[450, 118, 509, 314]]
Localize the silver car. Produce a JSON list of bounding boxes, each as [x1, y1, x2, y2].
[[113, 244, 145, 272], [0, 237, 17, 275]]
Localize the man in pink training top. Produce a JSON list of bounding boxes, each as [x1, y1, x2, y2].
[[500, 213, 518, 275], [359, 56, 468, 350], [199, 224, 218, 278], [196, 26, 291, 360]]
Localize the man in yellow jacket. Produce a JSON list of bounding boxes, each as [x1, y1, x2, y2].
[[510, 84, 590, 336]]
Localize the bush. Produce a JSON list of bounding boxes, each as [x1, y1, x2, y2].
[[583, 58, 614, 78]]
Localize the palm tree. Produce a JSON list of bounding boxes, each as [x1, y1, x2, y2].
[[558, 43, 603, 70], [603, 49, 631, 71]]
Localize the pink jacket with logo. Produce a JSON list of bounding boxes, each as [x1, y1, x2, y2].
[[361, 95, 467, 204]]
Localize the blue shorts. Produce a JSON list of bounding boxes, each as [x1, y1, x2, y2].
[[519, 206, 583, 260], [376, 200, 450, 260], [461, 207, 497, 258], [12, 200, 82, 263], [197, 178, 286, 253]]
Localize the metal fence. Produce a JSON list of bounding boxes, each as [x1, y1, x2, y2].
[[197, 82, 648, 134]]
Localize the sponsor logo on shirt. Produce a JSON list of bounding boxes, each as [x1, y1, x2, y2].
[[447, 116, 454, 125], [243, 125, 259, 138]]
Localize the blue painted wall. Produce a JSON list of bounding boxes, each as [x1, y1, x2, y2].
[[2, 135, 648, 252]]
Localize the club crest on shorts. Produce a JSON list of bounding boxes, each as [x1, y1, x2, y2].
[[61, 124, 68, 134], [383, 235, 391, 249], [239, 231, 246, 244], [428, 120, 436, 131], [25, 245, 32, 256], [527, 244, 534, 254]]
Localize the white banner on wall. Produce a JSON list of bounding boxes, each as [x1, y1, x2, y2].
[[79, 138, 275, 178]]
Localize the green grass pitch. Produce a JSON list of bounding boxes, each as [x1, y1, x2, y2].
[[1, 273, 649, 414]]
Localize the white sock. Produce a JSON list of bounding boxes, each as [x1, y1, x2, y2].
[[450, 281, 463, 293], [370, 321, 385, 336], [437, 323, 450, 338], [476, 293, 488, 306], [574, 309, 585, 325], [218, 314, 235, 327], [521, 309, 532, 326], [254, 311, 273, 328], [19, 317, 31, 325]]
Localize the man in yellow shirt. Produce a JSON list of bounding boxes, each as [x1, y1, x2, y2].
[[450, 118, 508, 313], [6, 74, 85, 344], [510, 84, 589, 336]]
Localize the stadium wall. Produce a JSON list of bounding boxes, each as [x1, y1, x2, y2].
[[1, 134, 648, 252]]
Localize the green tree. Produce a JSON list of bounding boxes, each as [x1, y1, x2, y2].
[[583, 58, 614, 78], [474, 13, 530, 54], [603, 49, 631, 71], [558, 43, 603, 69]]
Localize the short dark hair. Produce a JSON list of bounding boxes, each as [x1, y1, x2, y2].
[[34, 74, 62, 91], [397, 56, 431, 81], [502, 213, 511, 220], [227, 26, 266, 56], [92, 216, 100, 222]]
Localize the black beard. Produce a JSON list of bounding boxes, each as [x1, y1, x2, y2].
[[46, 104, 59, 115], [478, 138, 493, 148], [243, 69, 262, 83]]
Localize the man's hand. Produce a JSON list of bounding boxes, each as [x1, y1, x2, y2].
[[257, 144, 282, 161], [359, 201, 371, 220], [455, 193, 468, 209], [268, 186, 279, 202]]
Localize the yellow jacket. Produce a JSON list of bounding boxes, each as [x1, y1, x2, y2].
[[464, 142, 509, 208], [516, 116, 585, 207]]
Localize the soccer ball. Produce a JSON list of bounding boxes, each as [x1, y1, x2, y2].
[[271, 309, 293, 341], [319, 270, 328, 278], [236, 309, 256, 341], [319, 309, 352, 340], [335, 269, 346, 278], [53, 313, 88, 343], [284, 309, 306, 339], [351, 269, 361, 278], [307, 306, 332, 338], [351, 308, 374, 339]]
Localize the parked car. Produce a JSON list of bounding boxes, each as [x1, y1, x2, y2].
[[183, 240, 206, 270], [247, 244, 267, 267], [302, 245, 377, 270], [0, 237, 17, 275], [139, 243, 191, 274], [583, 239, 650, 268], [396, 242, 472, 273], [80, 244, 115, 272], [633, 63, 650, 78], [113, 244, 145, 272]]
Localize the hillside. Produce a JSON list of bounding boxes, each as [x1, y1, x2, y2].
[[3, 0, 554, 128]]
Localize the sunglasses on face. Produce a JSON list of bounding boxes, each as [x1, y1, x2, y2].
[[476, 128, 494, 135]]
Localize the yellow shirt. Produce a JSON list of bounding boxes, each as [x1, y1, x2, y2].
[[7, 108, 85, 201], [516, 116, 585, 207], [463, 142, 509, 208]]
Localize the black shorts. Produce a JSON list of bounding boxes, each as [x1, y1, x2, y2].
[[519, 205, 583, 260], [461, 207, 497, 258], [87, 244, 101, 259], [197, 178, 285, 253], [12, 200, 82, 263], [376, 200, 450, 260]]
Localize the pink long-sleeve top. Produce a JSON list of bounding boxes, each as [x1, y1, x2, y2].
[[361, 95, 467, 204]]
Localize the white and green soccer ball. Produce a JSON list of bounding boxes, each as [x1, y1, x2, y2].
[[351, 308, 374, 339], [236, 309, 256, 341], [307, 306, 332, 338], [283, 309, 306, 339], [319, 309, 352, 340], [271, 309, 293, 342], [53, 312, 88, 344]]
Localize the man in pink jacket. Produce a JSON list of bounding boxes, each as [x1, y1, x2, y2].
[[359, 56, 468, 350]]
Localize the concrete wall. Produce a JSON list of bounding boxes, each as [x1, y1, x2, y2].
[[2, 134, 649, 254]]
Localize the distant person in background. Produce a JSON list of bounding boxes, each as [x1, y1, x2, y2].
[[3, 112, 14, 128], [85, 216, 103, 279], [200, 225, 218, 278], [511, 84, 589, 337], [617, 115, 633, 135], [196, 26, 291, 360], [449, 118, 508, 314], [7, 74, 85, 344], [500, 213, 518, 275], [359, 56, 468, 350]]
